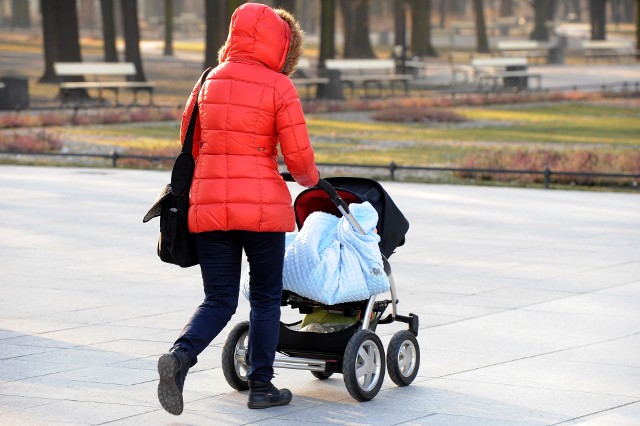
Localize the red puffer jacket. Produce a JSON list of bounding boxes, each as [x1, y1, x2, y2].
[[179, 3, 319, 233]]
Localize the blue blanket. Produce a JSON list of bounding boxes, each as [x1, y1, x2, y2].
[[281, 202, 389, 305]]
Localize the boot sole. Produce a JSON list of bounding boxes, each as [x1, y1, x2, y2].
[[247, 395, 292, 409], [157, 353, 183, 415]]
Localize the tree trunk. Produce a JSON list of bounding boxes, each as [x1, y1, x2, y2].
[[11, 0, 31, 28], [635, 0, 640, 59], [472, 0, 490, 53], [204, 0, 227, 69], [624, 0, 635, 23], [530, 0, 553, 41], [317, 0, 336, 99], [341, 0, 376, 58], [498, 0, 514, 16], [164, 0, 174, 56], [394, 0, 407, 54], [120, 0, 146, 81], [318, 0, 336, 68], [438, 0, 446, 28], [100, 0, 118, 62], [39, 0, 88, 101], [589, 0, 607, 40], [610, 0, 622, 24], [410, 0, 437, 57], [39, 0, 59, 83], [274, 0, 296, 13], [227, 0, 245, 22], [570, 0, 582, 20], [449, 0, 468, 15]]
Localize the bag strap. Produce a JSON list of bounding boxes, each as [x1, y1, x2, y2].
[[182, 67, 213, 155]]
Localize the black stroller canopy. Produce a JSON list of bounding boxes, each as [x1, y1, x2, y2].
[[294, 177, 409, 258]]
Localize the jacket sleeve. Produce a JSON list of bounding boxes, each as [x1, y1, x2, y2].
[[179, 80, 202, 159], [275, 78, 320, 188]]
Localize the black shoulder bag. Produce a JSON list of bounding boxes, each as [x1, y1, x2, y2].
[[143, 68, 212, 268]]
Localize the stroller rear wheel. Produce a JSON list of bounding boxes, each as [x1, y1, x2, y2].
[[386, 330, 420, 386], [342, 330, 385, 401], [221, 321, 250, 391], [311, 371, 333, 380]]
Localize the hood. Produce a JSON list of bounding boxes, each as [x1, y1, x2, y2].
[[218, 3, 303, 75]]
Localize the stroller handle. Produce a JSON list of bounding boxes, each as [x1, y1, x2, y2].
[[280, 171, 351, 215]]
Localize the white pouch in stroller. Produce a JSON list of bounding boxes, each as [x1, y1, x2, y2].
[[281, 201, 389, 305]]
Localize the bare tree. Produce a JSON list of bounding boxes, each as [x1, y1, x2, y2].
[[204, 0, 227, 69], [164, 0, 174, 56], [472, 0, 490, 53], [410, 0, 437, 57], [530, 0, 554, 41], [11, 0, 31, 28], [340, 0, 376, 58], [100, 0, 118, 62], [317, 0, 338, 99], [589, 0, 607, 40], [120, 0, 147, 81], [395, 0, 408, 56], [635, 0, 640, 59], [39, 0, 84, 84], [274, 0, 296, 12], [438, 0, 446, 28], [318, 0, 336, 67], [499, 0, 514, 16]]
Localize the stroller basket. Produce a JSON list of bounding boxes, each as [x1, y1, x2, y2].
[[278, 321, 360, 360]]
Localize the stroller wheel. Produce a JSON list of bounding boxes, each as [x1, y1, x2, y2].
[[311, 371, 333, 380], [386, 330, 420, 387], [342, 330, 385, 401], [221, 321, 250, 391]]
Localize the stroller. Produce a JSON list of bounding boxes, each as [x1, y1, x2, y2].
[[221, 175, 419, 401]]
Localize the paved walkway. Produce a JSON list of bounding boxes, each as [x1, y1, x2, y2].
[[0, 165, 639, 425]]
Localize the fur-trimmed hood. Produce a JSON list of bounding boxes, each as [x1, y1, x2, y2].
[[217, 3, 303, 76]]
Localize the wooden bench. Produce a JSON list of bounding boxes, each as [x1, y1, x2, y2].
[[324, 59, 412, 97], [491, 16, 523, 36], [471, 57, 542, 91], [496, 40, 553, 64], [290, 58, 329, 100], [582, 40, 638, 63], [53, 62, 155, 106]]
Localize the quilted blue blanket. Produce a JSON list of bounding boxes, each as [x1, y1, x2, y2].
[[281, 202, 389, 305]]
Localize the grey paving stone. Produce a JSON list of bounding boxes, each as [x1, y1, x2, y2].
[[1, 165, 639, 425]]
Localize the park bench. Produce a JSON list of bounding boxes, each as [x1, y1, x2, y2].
[[324, 58, 412, 97], [496, 40, 554, 64], [290, 58, 329, 100], [447, 51, 475, 83], [471, 57, 542, 91], [582, 40, 638, 63], [490, 16, 524, 36], [53, 62, 155, 106]]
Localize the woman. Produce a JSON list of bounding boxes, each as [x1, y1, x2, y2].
[[157, 3, 319, 415]]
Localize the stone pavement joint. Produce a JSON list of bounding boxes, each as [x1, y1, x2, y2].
[[0, 165, 639, 425]]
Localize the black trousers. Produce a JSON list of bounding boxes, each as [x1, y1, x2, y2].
[[173, 230, 285, 383]]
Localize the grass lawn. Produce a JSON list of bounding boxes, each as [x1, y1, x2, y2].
[[46, 100, 640, 173]]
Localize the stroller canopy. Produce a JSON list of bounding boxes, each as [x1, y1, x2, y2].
[[294, 177, 409, 258]]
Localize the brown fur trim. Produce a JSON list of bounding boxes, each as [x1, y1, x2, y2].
[[275, 8, 304, 76]]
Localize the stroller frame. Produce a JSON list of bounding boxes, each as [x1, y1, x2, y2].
[[221, 175, 419, 401]]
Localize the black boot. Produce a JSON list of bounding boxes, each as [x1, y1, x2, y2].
[[247, 380, 293, 409], [157, 348, 191, 415]]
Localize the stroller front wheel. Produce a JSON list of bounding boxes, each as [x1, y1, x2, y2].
[[386, 330, 420, 387], [221, 321, 250, 391], [342, 330, 385, 401]]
